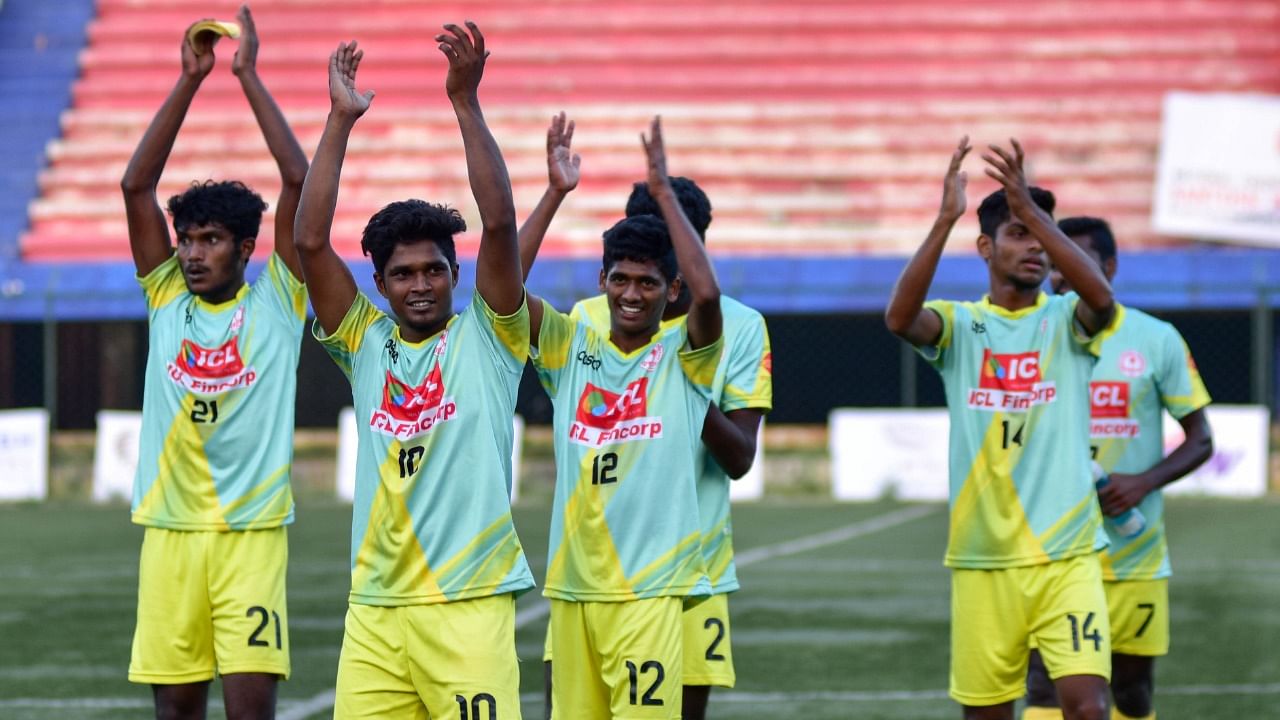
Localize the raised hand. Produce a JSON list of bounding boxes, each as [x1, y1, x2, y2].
[[231, 4, 258, 77], [329, 41, 374, 119], [940, 136, 971, 220], [982, 138, 1040, 221], [546, 112, 581, 193], [182, 19, 218, 79], [437, 21, 488, 102], [640, 115, 670, 192]]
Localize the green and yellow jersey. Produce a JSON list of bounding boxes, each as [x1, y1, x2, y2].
[[921, 292, 1107, 569], [533, 299, 722, 601], [1090, 304, 1211, 581], [571, 294, 772, 593], [133, 253, 305, 531], [316, 291, 535, 606]]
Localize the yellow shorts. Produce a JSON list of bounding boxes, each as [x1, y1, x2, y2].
[[1106, 578, 1169, 656], [543, 594, 735, 688], [129, 527, 290, 684], [682, 593, 735, 687], [950, 552, 1110, 706], [549, 597, 683, 720], [334, 594, 521, 720]]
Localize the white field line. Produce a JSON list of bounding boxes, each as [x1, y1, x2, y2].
[[277, 504, 941, 720]]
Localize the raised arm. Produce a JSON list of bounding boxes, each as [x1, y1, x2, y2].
[[231, 3, 308, 279], [293, 41, 373, 335], [120, 22, 218, 276], [642, 117, 721, 349], [517, 112, 581, 279], [885, 136, 971, 347], [437, 21, 522, 316], [983, 139, 1114, 334]]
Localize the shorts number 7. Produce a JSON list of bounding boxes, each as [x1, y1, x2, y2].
[[1135, 602, 1156, 638]]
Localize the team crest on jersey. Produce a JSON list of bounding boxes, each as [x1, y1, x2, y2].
[[1089, 381, 1139, 438], [640, 344, 664, 372], [568, 378, 663, 447], [967, 350, 1056, 412], [166, 337, 257, 394], [369, 364, 457, 439], [229, 305, 245, 333], [1119, 349, 1146, 378]]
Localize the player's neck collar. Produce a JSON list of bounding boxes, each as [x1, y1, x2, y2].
[[980, 291, 1047, 319], [194, 282, 249, 311]]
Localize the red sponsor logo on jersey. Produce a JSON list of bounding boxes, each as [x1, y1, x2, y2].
[[575, 378, 648, 429], [381, 365, 446, 421], [569, 378, 663, 447], [176, 338, 245, 378], [167, 337, 258, 393], [369, 364, 457, 439], [1090, 381, 1129, 418], [978, 350, 1042, 392]]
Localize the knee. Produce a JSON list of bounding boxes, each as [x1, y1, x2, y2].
[[1111, 680, 1153, 718], [1060, 696, 1109, 720]]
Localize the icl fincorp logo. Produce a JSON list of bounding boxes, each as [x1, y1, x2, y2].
[[967, 349, 1056, 412], [569, 377, 663, 447], [166, 337, 257, 394], [1089, 380, 1140, 439], [369, 364, 456, 439]]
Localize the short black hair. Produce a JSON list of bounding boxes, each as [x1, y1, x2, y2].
[[1058, 216, 1117, 264], [977, 187, 1056, 239], [601, 214, 677, 282], [166, 180, 267, 243], [361, 200, 464, 275], [625, 176, 712, 241]]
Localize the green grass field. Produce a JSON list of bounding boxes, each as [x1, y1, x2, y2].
[[1, 498, 1278, 719]]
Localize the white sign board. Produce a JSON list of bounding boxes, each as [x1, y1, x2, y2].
[[336, 408, 525, 502], [1163, 405, 1268, 497], [92, 410, 142, 502], [0, 408, 49, 501], [729, 422, 766, 502], [1153, 92, 1280, 245], [830, 404, 1269, 502], [829, 409, 950, 501]]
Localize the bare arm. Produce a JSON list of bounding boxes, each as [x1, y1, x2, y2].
[[517, 112, 580, 280], [1098, 408, 1213, 517], [642, 117, 721, 349], [438, 22, 522, 316], [983, 139, 1114, 334], [885, 137, 971, 347], [232, 3, 308, 279], [120, 23, 218, 276], [293, 41, 373, 335], [701, 406, 764, 480]]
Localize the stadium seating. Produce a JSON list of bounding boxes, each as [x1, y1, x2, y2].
[[21, 0, 1280, 261]]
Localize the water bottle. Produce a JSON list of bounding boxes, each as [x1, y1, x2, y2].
[[1091, 461, 1146, 539]]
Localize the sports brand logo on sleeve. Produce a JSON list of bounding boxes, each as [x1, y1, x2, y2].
[[967, 350, 1056, 412], [568, 378, 663, 447], [369, 365, 457, 439], [167, 337, 257, 394], [1090, 381, 1139, 438]]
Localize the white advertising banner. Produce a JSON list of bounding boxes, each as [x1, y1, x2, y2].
[[1163, 405, 1269, 498], [830, 405, 1270, 502], [0, 408, 49, 501], [336, 408, 525, 502], [92, 410, 142, 502], [1153, 92, 1280, 245], [729, 422, 766, 502], [829, 409, 949, 501]]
